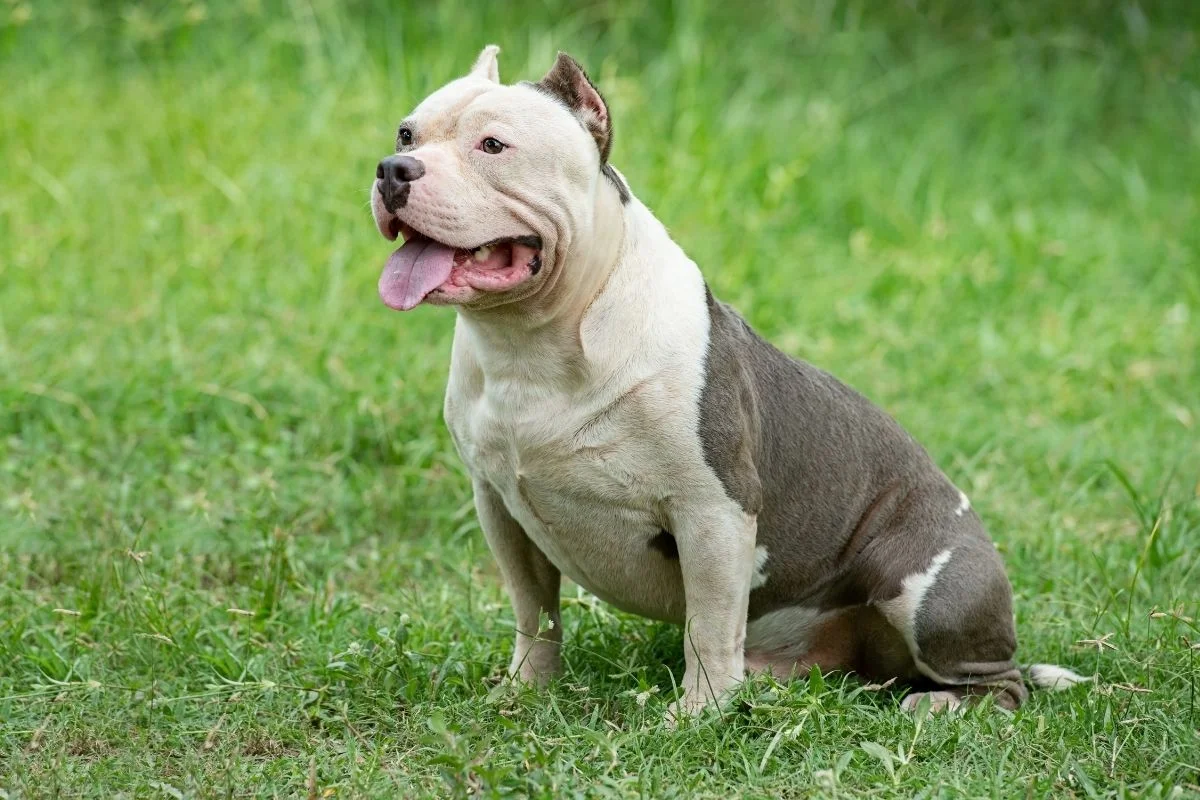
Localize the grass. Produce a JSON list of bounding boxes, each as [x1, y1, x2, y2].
[[1, 0, 1199, 796]]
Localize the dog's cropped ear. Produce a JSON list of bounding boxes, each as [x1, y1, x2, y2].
[[536, 52, 612, 163], [469, 44, 500, 82]]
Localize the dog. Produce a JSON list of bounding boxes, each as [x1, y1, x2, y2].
[[369, 46, 1087, 719]]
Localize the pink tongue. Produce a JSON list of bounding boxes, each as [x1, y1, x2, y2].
[[378, 237, 457, 311]]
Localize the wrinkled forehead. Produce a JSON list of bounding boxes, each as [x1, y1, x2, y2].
[[407, 79, 569, 136], [408, 76, 493, 122]]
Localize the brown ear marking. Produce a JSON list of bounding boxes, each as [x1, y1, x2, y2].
[[536, 51, 613, 164]]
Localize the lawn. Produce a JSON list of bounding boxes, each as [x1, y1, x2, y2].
[[1, 0, 1198, 796]]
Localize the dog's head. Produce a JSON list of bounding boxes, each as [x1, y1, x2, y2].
[[371, 46, 625, 313]]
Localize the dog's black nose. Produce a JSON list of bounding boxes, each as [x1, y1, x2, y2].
[[376, 155, 425, 212], [377, 154, 425, 183]]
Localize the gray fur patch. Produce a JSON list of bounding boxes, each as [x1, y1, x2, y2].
[[601, 163, 631, 204], [696, 283, 1024, 704], [696, 286, 763, 516], [695, 286, 1007, 619]]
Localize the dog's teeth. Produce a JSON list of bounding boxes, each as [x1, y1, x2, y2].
[[472, 245, 492, 263]]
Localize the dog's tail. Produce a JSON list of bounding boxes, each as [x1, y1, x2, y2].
[[1023, 663, 1093, 692]]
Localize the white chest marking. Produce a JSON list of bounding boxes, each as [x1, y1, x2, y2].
[[445, 201, 737, 622]]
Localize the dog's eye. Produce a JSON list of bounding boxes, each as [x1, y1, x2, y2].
[[480, 137, 506, 155], [397, 127, 414, 148]]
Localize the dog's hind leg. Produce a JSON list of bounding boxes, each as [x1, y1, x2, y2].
[[876, 532, 1028, 711]]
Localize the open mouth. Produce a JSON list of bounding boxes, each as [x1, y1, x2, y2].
[[378, 221, 543, 311]]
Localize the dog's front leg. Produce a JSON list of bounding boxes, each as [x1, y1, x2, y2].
[[474, 480, 563, 685], [670, 502, 757, 720]]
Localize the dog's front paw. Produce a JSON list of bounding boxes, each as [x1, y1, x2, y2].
[[506, 645, 562, 688], [663, 684, 732, 728]]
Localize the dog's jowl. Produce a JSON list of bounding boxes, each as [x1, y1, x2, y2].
[[369, 46, 1086, 719]]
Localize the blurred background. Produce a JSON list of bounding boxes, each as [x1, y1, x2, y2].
[[1, 0, 1198, 792], [3, 0, 1196, 549]]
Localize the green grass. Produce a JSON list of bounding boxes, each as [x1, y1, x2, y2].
[[2, 0, 1199, 796]]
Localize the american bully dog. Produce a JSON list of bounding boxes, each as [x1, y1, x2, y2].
[[369, 46, 1087, 720]]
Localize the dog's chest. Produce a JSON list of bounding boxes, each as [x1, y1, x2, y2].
[[450, 376, 693, 620]]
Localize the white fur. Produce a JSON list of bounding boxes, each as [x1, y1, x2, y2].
[[447, 200, 737, 617], [370, 58, 605, 312], [901, 690, 963, 714], [876, 549, 954, 683], [448, 200, 756, 717], [470, 44, 500, 82], [750, 546, 770, 589], [955, 490, 970, 517], [1028, 664, 1091, 691], [411, 51, 757, 715]]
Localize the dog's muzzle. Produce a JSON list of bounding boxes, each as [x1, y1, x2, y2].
[[376, 154, 425, 212]]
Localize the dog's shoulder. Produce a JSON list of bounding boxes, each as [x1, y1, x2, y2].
[[697, 286, 944, 512]]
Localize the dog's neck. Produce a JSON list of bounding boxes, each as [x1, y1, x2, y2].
[[455, 177, 633, 386]]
